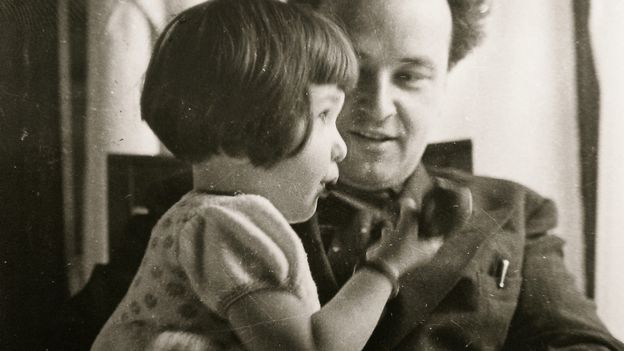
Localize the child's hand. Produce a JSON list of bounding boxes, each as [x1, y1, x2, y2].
[[365, 198, 443, 277]]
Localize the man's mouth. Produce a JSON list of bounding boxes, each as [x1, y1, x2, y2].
[[351, 130, 396, 142]]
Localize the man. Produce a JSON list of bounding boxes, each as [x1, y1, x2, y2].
[[292, 0, 624, 349]]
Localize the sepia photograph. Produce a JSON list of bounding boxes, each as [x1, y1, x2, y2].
[[2, 0, 623, 350]]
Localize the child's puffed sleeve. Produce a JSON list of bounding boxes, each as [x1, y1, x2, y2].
[[177, 195, 320, 318]]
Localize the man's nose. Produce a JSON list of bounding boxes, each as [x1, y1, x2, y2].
[[355, 73, 396, 123]]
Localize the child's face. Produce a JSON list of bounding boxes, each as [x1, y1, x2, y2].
[[260, 84, 347, 223]]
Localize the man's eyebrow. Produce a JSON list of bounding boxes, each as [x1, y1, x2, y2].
[[355, 50, 436, 71], [399, 57, 436, 71]]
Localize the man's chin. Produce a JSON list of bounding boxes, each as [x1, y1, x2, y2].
[[338, 171, 406, 192], [338, 153, 420, 191]]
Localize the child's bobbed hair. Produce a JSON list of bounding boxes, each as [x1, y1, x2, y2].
[[141, 0, 358, 167]]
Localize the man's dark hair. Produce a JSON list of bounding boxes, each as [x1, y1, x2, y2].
[[447, 0, 490, 68], [141, 0, 358, 167], [294, 0, 490, 68]]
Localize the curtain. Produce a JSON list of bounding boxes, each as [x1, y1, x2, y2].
[[0, 1, 68, 349]]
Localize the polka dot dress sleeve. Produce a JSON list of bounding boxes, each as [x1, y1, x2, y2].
[[177, 195, 320, 317]]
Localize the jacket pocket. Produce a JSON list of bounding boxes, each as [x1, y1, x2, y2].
[[478, 270, 522, 347], [478, 268, 522, 302]]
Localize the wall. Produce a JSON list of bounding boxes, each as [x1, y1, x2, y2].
[[435, 0, 584, 287], [82, 0, 203, 284], [83, 0, 159, 279], [592, 0, 624, 340]]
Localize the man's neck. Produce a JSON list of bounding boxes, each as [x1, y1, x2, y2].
[[331, 164, 433, 214]]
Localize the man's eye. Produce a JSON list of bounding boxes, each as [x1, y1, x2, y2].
[[395, 71, 430, 88], [397, 73, 414, 80]]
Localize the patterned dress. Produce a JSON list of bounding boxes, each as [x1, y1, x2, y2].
[[91, 191, 320, 350]]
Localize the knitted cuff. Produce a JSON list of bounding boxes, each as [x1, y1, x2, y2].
[[356, 257, 400, 298]]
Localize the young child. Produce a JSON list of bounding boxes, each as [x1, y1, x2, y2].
[[92, 0, 440, 350]]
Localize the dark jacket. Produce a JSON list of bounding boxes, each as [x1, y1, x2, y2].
[[294, 166, 623, 351]]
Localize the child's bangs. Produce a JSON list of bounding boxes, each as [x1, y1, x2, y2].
[[304, 15, 359, 91]]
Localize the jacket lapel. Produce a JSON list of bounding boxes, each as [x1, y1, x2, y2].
[[366, 192, 515, 350], [296, 166, 518, 350]]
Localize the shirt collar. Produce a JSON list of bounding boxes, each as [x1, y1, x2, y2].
[[329, 164, 434, 219]]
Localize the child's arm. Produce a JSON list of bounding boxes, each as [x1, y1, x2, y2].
[[227, 198, 441, 351], [228, 266, 392, 351]]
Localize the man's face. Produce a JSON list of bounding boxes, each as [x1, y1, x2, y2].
[[327, 0, 452, 191]]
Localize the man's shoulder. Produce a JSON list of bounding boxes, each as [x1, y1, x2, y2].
[[430, 167, 547, 206], [430, 167, 529, 192]]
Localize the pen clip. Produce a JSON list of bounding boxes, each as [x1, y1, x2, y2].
[[498, 259, 510, 289]]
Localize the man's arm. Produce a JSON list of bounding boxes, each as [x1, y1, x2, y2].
[[504, 198, 623, 350]]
